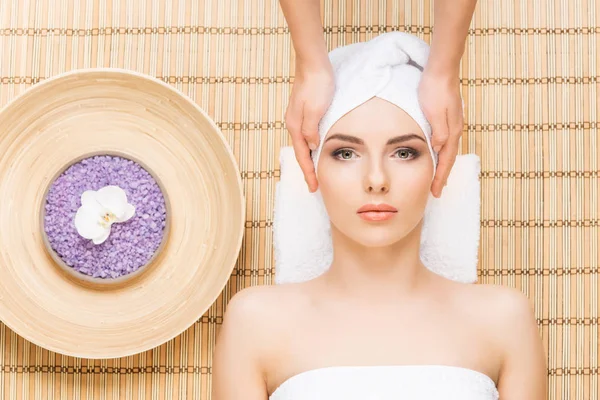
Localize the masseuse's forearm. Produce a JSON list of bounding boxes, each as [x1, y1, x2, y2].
[[427, 0, 477, 75], [279, 0, 330, 71]]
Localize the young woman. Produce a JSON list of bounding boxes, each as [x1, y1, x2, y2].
[[212, 32, 547, 400]]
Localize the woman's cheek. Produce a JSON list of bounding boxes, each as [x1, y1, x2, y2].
[[397, 162, 432, 190], [391, 163, 431, 214], [319, 165, 360, 222]]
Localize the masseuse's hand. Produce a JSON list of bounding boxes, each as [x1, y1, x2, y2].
[[418, 69, 464, 198], [285, 62, 335, 193]]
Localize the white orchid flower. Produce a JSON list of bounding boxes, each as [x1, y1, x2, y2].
[[74, 185, 136, 245]]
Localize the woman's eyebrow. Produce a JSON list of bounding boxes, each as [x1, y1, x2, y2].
[[325, 133, 364, 144], [325, 133, 426, 145], [386, 134, 427, 145]]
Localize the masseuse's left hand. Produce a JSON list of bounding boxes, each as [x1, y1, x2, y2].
[[418, 69, 464, 198]]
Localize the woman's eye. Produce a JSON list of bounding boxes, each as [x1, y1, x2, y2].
[[334, 149, 356, 160], [395, 148, 416, 159]]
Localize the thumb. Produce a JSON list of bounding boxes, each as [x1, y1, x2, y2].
[[300, 104, 324, 151]]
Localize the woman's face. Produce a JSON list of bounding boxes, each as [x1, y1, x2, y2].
[[317, 97, 434, 248]]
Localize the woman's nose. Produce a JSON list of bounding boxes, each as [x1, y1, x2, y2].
[[367, 181, 389, 193], [364, 162, 390, 194]]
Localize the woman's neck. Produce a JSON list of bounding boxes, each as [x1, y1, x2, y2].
[[321, 225, 433, 302]]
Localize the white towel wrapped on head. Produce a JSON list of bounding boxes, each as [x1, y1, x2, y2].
[[273, 32, 481, 285]]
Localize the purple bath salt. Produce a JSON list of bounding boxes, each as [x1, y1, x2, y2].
[[44, 155, 167, 279]]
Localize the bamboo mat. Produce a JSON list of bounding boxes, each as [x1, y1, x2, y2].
[[0, 0, 598, 399]]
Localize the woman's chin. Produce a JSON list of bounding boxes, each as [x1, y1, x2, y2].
[[346, 225, 407, 248]]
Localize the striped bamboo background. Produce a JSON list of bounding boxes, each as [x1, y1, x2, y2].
[[0, 0, 598, 399]]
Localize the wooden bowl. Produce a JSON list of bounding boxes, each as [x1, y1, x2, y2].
[[0, 69, 245, 359]]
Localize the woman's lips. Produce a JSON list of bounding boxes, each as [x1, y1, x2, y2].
[[357, 203, 398, 222]]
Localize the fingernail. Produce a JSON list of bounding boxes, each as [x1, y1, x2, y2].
[[308, 142, 318, 151], [433, 145, 441, 152]]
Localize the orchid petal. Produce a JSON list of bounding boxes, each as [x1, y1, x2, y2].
[[74, 204, 106, 239], [96, 185, 128, 219], [92, 228, 111, 245], [116, 203, 136, 222], [80, 190, 98, 206]]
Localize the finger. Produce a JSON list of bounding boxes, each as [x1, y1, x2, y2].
[[284, 101, 303, 143], [285, 102, 318, 192], [429, 109, 450, 153], [300, 104, 323, 151], [290, 129, 319, 192], [431, 138, 459, 198], [447, 98, 465, 143], [433, 99, 464, 196]]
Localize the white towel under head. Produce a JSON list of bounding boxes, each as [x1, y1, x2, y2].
[[273, 32, 481, 285]]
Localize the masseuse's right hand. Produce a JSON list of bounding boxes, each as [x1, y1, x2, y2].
[[285, 63, 335, 193]]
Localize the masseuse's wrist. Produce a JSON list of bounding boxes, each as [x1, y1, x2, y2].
[[423, 55, 460, 80], [295, 50, 332, 76], [424, 40, 463, 79], [421, 64, 460, 91], [422, 47, 460, 87]]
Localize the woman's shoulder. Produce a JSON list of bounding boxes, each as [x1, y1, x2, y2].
[[456, 283, 545, 390], [446, 281, 534, 322], [466, 283, 534, 319], [221, 283, 314, 337], [213, 284, 313, 397], [214, 284, 313, 372], [225, 282, 313, 313], [454, 282, 538, 346]]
